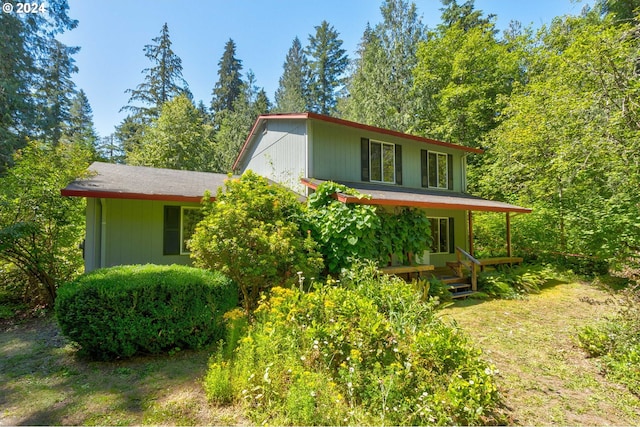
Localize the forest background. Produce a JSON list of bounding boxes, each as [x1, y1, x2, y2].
[[1, 0, 639, 304]]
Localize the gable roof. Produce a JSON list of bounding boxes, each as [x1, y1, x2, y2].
[[61, 162, 232, 203], [233, 112, 483, 171], [301, 178, 532, 214]]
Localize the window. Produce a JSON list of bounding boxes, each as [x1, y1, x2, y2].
[[428, 217, 453, 254], [421, 150, 452, 189], [180, 207, 202, 254], [361, 138, 402, 185], [370, 141, 395, 183], [163, 206, 203, 255]]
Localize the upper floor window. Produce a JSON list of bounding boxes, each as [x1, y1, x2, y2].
[[421, 150, 453, 190], [370, 141, 395, 183], [361, 138, 402, 185]]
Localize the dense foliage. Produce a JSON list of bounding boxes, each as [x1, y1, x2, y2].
[[578, 284, 640, 395], [205, 263, 501, 425], [0, 141, 90, 305], [477, 264, 560, 299], [55, 264, 237, 360], [189, 171, 324, 315]]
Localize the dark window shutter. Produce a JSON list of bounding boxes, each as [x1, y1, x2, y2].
[[447, 154, 454, 190], [395, 144, 402, 185], [421, 150, 428, 187], [449, 217, 455, 254], [361, 138, 370, 181], [164, 206, 180, 255]]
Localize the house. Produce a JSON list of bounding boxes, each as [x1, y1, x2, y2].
[[233, 112, 530, 269], [61, 162, 231, 272], [62, 112, 530, 274]]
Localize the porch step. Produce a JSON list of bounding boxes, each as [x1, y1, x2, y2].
[[440, 276, 471, 285], [450, 290, 477, 299]]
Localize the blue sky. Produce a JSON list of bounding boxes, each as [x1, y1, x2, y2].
[[58, 0, 591, 138]]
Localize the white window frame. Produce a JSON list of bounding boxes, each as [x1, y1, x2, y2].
[[428, 217, 450, 254], [369, 140, 396, 184], [180, 207, 202, 255], [428, 150, 449, 190]]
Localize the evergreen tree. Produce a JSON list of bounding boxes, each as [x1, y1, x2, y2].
[[305, 21, 349, 115], [341, 0, 424, 131], [63, 89, 98, 155], [0, 0, 78, 171], [211, 39, 243, 115], [123, 23, 191, 123], [274, 37, 309, 113], [439, 0, 495, 31], [95, 134, 125, 163], [214, 71, 270, 172]]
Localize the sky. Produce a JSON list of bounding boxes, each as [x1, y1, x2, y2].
[[57, 0, 592, 138]]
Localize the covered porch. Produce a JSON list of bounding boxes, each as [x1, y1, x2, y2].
[[301, 178, 532, 296]]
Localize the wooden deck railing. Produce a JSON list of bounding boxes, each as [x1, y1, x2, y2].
[[456, 246, 480, 291]]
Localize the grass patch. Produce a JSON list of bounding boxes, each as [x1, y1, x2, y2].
[[0, 313, 248, 426], [442, 280, 640, 426]]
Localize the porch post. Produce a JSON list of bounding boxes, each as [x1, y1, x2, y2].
[[468, 210, 474, 256], [506, 212, 512, 257]]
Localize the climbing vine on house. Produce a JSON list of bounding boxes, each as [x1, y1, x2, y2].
[[305, 181, 432, 273]]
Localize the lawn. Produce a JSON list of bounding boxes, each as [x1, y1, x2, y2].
[[442, 279, 640, 426], [1, 278, 639, 425]]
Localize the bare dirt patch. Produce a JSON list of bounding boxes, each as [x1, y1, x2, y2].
[[442, 281, 640, 426]]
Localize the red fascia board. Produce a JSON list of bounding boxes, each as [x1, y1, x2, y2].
[[301, 178, 532, 214], [337, 193, 532, 213], [232, 112, 483, 170], [60, 188, 208, 203]]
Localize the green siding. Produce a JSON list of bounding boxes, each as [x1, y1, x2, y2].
[[100, 198, 199, 269], [310, 120, 467, 192]]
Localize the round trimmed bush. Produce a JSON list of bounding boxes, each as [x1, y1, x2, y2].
[[55, 264, 237, 360]]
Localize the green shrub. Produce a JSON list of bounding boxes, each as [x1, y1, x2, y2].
[[205, 263, 501, 425], [577, 284, 640, 395], [55, 264, 237, 360], [190, 171, 323, 315], [478, 264, 557, 299]]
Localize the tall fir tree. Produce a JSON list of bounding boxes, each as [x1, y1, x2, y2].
[[0, 0, 78, 172], [439, 0, 495, 31], [305, 21, 349, 115], [37, 39, 79, 145], [214, 70, 270, 172], [211, 39, 243, 116], [341, 0, 424, 132], [122, 23, 191, 123], [274, 37, 309, 113], [63, 89, 98, 156]]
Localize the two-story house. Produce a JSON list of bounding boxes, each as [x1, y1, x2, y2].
[[62, 112, 530, 273], [233, 112, 530, 268]]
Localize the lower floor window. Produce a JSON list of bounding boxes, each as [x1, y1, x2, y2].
[[164, 206, 203, 255], [428, 217, 451, 254]]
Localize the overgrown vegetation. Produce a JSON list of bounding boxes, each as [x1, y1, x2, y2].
[[477, 264, 560, 299], [205, 263, 501, 425], [189, 171, 324, 315], [0, 141, 90, 306], [577, 284, 640, 396], [55, 264, 237, 360], [305, 181, 432, 273]]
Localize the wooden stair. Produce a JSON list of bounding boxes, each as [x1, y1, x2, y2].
[[438, 261, 477, 299]]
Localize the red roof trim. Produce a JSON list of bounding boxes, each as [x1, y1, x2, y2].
[[60, 188, 207, 203], [232, 112, 483, 171], [301, 178, 531, 214]]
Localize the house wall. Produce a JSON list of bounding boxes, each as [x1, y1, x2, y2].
[[310, 120, 467, 192], [239, 119, 308, 194], [84, 198, 200, 272]]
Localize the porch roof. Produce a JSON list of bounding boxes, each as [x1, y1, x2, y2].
[[61, 162, 233, 203], [301, 178, 532, 213]]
